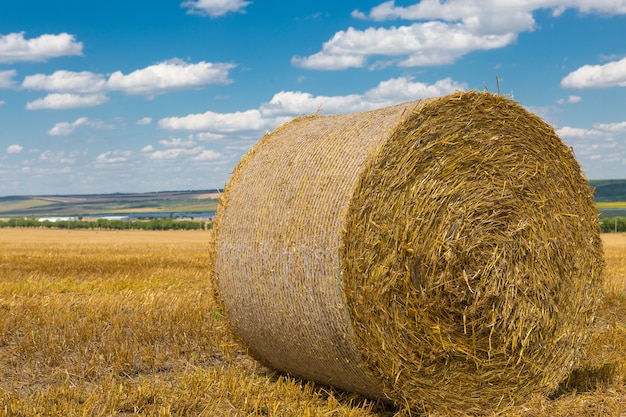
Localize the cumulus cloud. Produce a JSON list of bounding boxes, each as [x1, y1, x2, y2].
[[95, 150, 132, 164], [556, 95, 582, 104], [158, 109, 269, 132], [594, 121, 626, 133], [7, 144, 23, 154], [159, 76, 465, 132], [556, 126, 605, 139], [48, 117, 112, 136], [181, 0, 251, 17], [159, 137, 196, 147], [38, 150, 80, 164], [0, 32, 83, 63], [295, 0, 626, 70], [149, 146, 206, 160], [107, 59, 235, 95], [23, 59, 236, 109], [137, 117, 152, 125], [23, 70, 106, 93], [292, 23, 516, 69], [26, 93, 109, 110], [261, 76, 465, 116], [561, 56, 626, 88], [0, 70, 17, 89], [193, 149, 222, 161]]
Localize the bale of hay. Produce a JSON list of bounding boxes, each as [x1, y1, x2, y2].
[[211, 91, 604, 415]]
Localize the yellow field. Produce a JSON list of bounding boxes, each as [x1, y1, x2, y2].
[[0, 229, 625, 416]]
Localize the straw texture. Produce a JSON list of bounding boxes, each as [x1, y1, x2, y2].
[[211, 91, 604, 415]]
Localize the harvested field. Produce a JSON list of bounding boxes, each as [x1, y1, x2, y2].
[[0, 228, 624, 416]]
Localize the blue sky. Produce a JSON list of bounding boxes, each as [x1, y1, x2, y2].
[[1, 0, 625, 196]]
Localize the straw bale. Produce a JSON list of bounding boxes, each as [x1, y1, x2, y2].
[[211, 91, 604, 415]]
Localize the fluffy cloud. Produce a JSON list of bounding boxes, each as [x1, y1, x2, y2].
[[158, 77, 467, 133], [561, 56, 626, 88], [159, 137, 196, 147], [0, 32, 83, 63], [107, 59, 235, 95], [48, 117, 112, 136], [293, 23, 516, 69], [295, 0, 626, 70], [593, 121, 626, 133], [26, 93, 109, 110], [181, 0, 251, 17], [193, 149, 222, 161], [137, 117, 152, 125], [23, 59, 236, 109], [149, 146, 206, 160], [557, 120, 626, 142], [0, 70, 17, 89], [556, 95, 582, 104], [159, 109, 270, 132], [7, 144, 23, 154], [95, 150, 132, 164], [23, 70, 106, 93], [159, 76, 465, 132]]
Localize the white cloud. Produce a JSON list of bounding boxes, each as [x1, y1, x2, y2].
[[159, 137, 196, 147], [292, 21, 516, 69], [159, 77, 466, 133], [0, 70, 17, 88], [561, 56, 626, 88], [26, 93, 109, 110], [557, 126, 604, 139], [556, 95, 582, 104], [0, 32, 83, 63], [107, 59, 235, 95], [261, 77, 465, 116], [48, 117, 112, 136], [149, 146, 204, 160], [158, 109, 269, 132], [364, 76, 466, 103], [297, 1, 626, 70], [7, 144, 23, 154], [96, 150, 132, 164], [0, 100, 5, 106], [137, 117, 152, 125], [38, 150, 79, 164], [594, 121, 626, 133], [181, 0, 251, 17], [22, 70, 106, 93], [195, 131, 225, 141], [193, 149, 222, 161], [141, 145, 155, 152], [22, 59, 235, 109]]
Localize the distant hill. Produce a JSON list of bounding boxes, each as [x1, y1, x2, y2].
[[589, 180, 626, 202], [0, 190, 221, 217], [2, 181, 625, 218]]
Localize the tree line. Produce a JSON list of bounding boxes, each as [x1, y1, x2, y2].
[[0, 218, 212, 230], [600, 216, 626, 233], [2, 216, 624, 233]]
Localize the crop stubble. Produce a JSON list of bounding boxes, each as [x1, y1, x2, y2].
[[0, 228, 624, 416]]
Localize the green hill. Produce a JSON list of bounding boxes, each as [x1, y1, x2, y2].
[[589, 179, 626, 202]]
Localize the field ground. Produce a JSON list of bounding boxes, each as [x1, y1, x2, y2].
[[0, 229, 625, 416]]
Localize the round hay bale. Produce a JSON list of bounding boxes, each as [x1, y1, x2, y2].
[[211, 91, 604, 415]]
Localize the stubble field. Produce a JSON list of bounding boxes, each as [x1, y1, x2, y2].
[[0, 229, 625, 416]]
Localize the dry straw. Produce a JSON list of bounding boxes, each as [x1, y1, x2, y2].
[[211, 91, 604, 415]]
